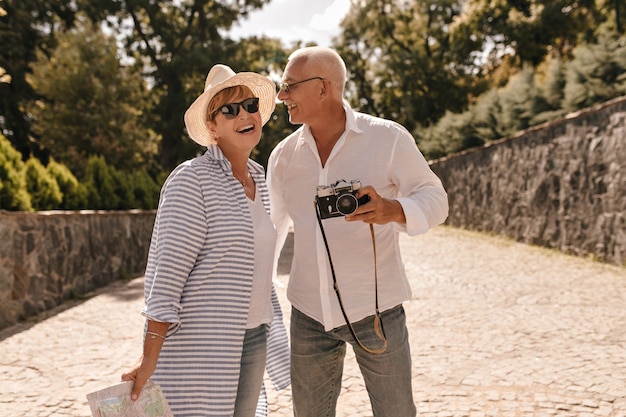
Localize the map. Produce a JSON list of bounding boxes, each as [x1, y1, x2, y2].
[[86, 380, 173, 417]]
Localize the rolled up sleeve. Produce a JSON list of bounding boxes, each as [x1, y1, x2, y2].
[[391, 130, 449, 236], [141, 164, 207, 335]]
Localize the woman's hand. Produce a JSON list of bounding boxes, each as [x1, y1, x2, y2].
[[121, 320, 169, 400], [121, 355, 157, 400]]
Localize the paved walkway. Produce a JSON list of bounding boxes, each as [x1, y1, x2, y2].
[[1, 226, 625, 417]]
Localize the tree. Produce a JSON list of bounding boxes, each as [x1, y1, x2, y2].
[[531, 55, 568, 125], [79, 0, 274, 171], [0, 0, 78, 160], [417, 28, 626, 160], [335, 0, 484, 133], [449, 0, 605, 69], [562, 32, 626, 111], [28, 16, 156, 177], [496, 65, 543, 133]]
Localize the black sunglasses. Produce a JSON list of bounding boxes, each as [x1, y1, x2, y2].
[[214, 97, 260, 120]]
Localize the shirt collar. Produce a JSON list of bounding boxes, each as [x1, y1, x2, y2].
[[299, 99, 363, 145], [205, 143, 226, 160], [204, 144, 230, 172], [342, 99, 363, 135], [203, 144, 263, 176]]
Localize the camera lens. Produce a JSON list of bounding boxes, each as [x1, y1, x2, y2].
[[336, 193, 358, 215]]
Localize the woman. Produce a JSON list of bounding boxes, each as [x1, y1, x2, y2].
[[122, 64, 290, 417]]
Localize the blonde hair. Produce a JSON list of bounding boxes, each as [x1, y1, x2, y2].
[[206, 85, 254, 122]]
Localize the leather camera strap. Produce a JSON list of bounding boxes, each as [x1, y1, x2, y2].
[[315, 202, 387, 354]]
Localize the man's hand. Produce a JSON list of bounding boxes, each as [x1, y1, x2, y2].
[[345, 185, 406, 225]]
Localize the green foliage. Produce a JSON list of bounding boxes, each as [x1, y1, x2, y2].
[[336, 0, 479, 132], [496, 66, 543, 134], [28, 16, 156, 177], [419, 110, 483, 160], [81, 155, 161, 210], [531, 57, 568, 125], [0, 133, 31, 210], [79, 0, 274, 171], [562, 33, 626, 112], [0, 0, 78, 160], [83, 155, 121, 210], [418, 32, 626, 161], [47, 158, 88, 209], [334, 0, 623, 151], [470, 89, 506, 142], [0, 134, 161, 211], [24, 157, 62, 210], [3, 0, 626, 184], [127, 168, 161, 210], [111, 169, 136, 210], [450, 0, 604, 68]]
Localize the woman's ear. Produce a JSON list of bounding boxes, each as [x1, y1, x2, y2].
[[206, 119, 217, 136]]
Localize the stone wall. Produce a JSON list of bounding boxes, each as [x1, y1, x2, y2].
[[0, 210, 156, 330], [430, 96, 626, 266], [1, 97, 624, 331]]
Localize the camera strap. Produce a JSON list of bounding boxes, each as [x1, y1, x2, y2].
[[314, 202, 387, 354]]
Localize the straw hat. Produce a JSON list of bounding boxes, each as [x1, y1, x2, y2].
[[184, 64, 276, 146]]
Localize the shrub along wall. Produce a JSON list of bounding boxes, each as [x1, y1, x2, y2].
[[430, 96, 625, 266], [0, 210, 155, 330]]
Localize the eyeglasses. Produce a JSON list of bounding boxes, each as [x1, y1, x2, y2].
[[214, 97, 259, 120], [279, 77, 324, 93]]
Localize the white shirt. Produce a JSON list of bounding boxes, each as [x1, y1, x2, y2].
[[246, 192, 275, 328], [268, 102, 449, 330]]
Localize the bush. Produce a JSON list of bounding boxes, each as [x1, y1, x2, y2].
[[83, 155, 121, 210], [128, 168, 161, 209], [111, 169, 135, 210], [563, 35, 626, 112], [0, 134, 32, 211], [24, 157, 63, 210], [47, 159, 88, 209], [82, 155, 157, 210], [1, 136, 161, 211], [419, 110, 483, 160]]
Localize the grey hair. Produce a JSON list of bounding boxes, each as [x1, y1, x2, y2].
[[288, 46, 347, 96]]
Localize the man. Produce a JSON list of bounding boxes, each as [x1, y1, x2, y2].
[[267, 46, 448, 417]]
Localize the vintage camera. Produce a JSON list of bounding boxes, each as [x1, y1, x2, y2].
[[315, 179, 370, 219]]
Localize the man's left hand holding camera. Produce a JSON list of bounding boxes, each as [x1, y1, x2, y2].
[[345, 185, 407, 225]]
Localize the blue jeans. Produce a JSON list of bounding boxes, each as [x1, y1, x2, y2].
[[234, 324, 268, 417], [290, 305, 416, 417]]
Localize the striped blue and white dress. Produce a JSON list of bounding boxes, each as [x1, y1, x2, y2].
[[141, 145, 290, 417]]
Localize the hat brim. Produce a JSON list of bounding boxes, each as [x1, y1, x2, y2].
[[184, 72, 276, 146]]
